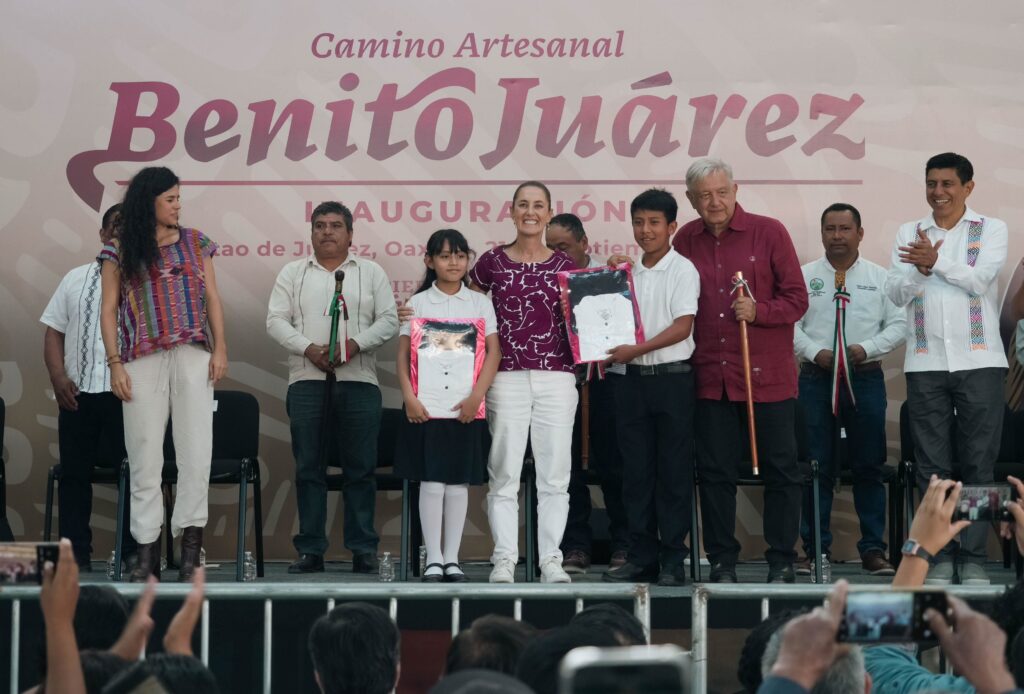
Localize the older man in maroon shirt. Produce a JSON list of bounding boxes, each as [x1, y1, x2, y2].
[[672, 158, 808, 583]]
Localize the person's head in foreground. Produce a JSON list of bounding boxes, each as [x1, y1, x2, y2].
[[446, 614, 537, 676], [309, 602, 400, 694]]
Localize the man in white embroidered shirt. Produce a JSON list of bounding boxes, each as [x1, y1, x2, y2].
[[39, 203, 136, 570], [885, 153, 1009, 586], [267, 201, 399, 575], [795, 203, 906, 577]]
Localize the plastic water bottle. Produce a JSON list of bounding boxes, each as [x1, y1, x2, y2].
[[200, 548, 206, 566], [811, 554, 832, 584], [242, 551, 257, 582], [379, 552, 395, 582], [106, 551, 117, 580], [419, 545, 427, 575]]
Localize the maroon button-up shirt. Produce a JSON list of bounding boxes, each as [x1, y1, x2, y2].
[[672, 203, 807, 403]]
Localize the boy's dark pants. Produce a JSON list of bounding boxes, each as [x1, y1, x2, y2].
[[613, 365, 695, 570]]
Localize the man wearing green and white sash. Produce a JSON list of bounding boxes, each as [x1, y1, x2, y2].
[[795, 203, 905, 575]]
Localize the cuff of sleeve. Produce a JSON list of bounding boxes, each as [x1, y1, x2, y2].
[[803, 344, 826, 362], [294, 337, 314, 355], [859, 340, 879, 360]]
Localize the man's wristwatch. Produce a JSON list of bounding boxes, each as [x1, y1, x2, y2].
[[901, 539, 934, 562]]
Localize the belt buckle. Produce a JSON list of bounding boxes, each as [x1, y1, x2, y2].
[[640, 364, 657, 376]]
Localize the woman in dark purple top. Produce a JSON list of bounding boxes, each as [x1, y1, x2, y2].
[[469, 181, 578, 584]]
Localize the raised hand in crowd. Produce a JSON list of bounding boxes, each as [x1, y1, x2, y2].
[[164, 566, 206, 656], [926, 595, 1018, 694], [109, 577, 157, 661], [39, 538, 86, 694], [761, 580, 848, 691], [893, 475, 970, 587]]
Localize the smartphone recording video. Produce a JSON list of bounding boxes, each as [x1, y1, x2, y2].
[[951, 484, 1016, 522], [0, 542, 60, 584], [838, 590, 946, 643]]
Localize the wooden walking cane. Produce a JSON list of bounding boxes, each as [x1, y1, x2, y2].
[[733, 271, 760, 476]]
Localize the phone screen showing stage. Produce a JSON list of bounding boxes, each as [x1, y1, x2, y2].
[[952, 484, 1015, 522], [839, 591, 944, 643]]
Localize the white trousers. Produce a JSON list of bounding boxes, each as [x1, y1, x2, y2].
[[123, 344, 213, 544], [485, 370, 577, 564]]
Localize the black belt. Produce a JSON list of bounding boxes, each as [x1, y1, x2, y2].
[[624, 361, 691, 376], [800, 360, 882, 375]]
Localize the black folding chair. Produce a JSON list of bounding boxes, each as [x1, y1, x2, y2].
[[110, 390, 264, 582]]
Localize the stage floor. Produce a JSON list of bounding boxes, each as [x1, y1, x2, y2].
[[78, 557, 1020, 591]]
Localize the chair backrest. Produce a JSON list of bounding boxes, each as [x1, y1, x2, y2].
[[377, 408, 402, 469], [899, 400, 1020, 465], [163, 390, 260, 462]]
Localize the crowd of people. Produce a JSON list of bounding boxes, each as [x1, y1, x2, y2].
[[39, 150, 1016, 591], [21, 475, 1024, 692]]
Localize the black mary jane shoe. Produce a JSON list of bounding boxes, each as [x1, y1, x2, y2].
[[443, 562, 468, 583], [422, 562, 445, 583]]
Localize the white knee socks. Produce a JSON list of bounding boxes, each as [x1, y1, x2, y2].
[[419, 482, 470, 572]]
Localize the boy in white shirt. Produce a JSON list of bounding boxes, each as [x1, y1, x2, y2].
[[602, 189, 700, 586]]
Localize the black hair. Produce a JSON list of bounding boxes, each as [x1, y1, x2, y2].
[[36, 650, 130, 694], [630, 187, 677, 224], [102, 654, 219, 694], [548, 213, 586, 241], [102, 203, 123, 230], [820, 203, 862, 229], [446, 615, 537, 676], [431, 668, 535, 694], [37, 585, 130, 674], [926, 152, 974, 184], [737, 609, 806, 693], [416, 228, 473, 294], [514, 625, 620, 694], [311, 201, 354, 232], [309, 602, 400, 694], [512, 180, 552, 207], [118, 166, 179, 283], [569, 603, 646, 646]]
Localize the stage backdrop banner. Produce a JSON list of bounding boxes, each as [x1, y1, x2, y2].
[[2, 0, 1023, 563]]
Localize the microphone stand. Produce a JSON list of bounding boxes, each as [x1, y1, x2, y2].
[[319, 270, 346, 470]]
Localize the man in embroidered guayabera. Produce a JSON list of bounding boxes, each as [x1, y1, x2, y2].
[[884, 152, 1009, 586]]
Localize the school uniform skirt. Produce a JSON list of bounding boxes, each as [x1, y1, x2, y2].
[[394, 415, 489, 485]]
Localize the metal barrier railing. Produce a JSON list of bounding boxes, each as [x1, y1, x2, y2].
[[690, 583, 1008, 693], [1, 582, 651, 694]]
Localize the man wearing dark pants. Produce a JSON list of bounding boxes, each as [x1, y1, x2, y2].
[[267, 201, 398, 574], [40, 203, 136, 570], [672, 158, 809, 584], [547, 213, 629, 573], [794, 203, 905, 575], [885, 152, 1008, 585]]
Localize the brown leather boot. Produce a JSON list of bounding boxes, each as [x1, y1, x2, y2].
[[129, 538, 161, 582], [178, 526, 203, 582]]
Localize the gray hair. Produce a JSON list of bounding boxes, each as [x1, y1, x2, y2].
[[685, 157, 734, 191], [761, 630, 865, 694]]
